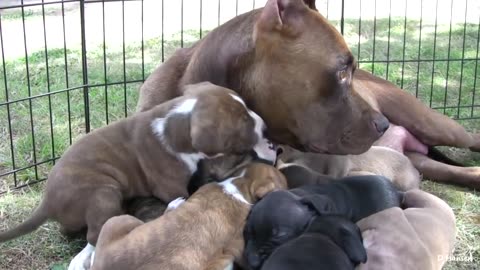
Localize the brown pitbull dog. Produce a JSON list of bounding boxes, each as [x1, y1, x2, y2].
[[357, 189, 456, 270], [91, 163, 287, 270], [137, 0, 390, 155], [0, 83, 276, 270], [137, 0, 480, 188], [276, 144, 420, 191]]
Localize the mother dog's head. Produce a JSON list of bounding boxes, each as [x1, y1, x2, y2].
[[244, 0, 389, 154], [139, 0, 389, 155]]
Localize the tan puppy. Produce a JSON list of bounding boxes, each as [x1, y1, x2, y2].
[[277, 144, 420, 191], [0, 83, 276, 270], [91, 163, 287, 270], [356, 189, 456, 270]]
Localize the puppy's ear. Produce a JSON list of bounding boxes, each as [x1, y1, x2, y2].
[[300, 194, 337, 215], [191, 115, 221, 155], [253, 182, 277, 201], [339, 226, 368, 265]]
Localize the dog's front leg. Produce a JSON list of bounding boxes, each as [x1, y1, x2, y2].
[[355, 70, 479, 150], [406, 152, 480, 189]]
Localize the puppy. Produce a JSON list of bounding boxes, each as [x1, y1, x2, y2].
[[91, 163, 287, 270], [260, 216, 367, 270], [288, 175, 403, 222], [357, 189, 456, 270], [244, 190, 316, 267], [0, 83, 276, 269], [277, 144, 420, 191], [244, 175, 401, 267]]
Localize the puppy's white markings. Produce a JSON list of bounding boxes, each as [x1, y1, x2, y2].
[[229, 94, 276, 163], [171, 98, 197, 114], [276, 162, 297, 170], [224, 261, 234, 270], [89, 251, 95, 269], [68, 243, 95, 270], [229, 93, 246, 106], [151, 98, 206, 174], [219, 171, 251, 205], [167, 197, 186, 210]]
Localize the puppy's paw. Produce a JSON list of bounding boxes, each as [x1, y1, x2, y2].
[[166, 197, 186, 211], [68, 243, 95, 270]]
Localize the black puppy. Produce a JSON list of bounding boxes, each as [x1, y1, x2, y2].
[[244, 173, 401, 269], [261, 215, 367, 270], [243, 190, 316, 268], [283, 166, 403, 222]]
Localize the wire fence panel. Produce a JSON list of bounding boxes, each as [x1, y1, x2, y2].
[[0, 0, 478, 192]]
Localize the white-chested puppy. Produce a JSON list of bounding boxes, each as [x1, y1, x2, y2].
[[0, 82, 276, 270]]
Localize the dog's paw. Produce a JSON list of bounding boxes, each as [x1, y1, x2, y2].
[[223, 261, 234, 270], [166, 197, 186, 211], [68, 243, 95, 270]]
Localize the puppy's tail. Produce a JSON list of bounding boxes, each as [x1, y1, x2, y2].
[[0, 203, 48, 243]]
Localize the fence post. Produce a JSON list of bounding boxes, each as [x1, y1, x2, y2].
[[340, 0, 345, 35], [80, 0, 90, 133]]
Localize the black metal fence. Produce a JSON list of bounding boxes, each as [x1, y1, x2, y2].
[[0, 0, 478, 193]]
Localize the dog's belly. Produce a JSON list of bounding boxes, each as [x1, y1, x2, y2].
[[374, 124, 428, 155]]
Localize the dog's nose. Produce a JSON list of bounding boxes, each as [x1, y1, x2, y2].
[[247, 252, 262, 269], [373, 115, 389, 135]]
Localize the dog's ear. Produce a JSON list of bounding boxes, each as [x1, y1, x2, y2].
[[339, 226, 368, 265], [300, 194, 337, 215], [303, 0, 317, 10], [256, 0, 314, 33]]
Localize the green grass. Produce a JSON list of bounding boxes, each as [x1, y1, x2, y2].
[[0, 10, 479, 270]]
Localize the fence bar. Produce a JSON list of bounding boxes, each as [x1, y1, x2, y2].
[[181, 0, 184, 48], [42, 0, 56, 165], [442, 0, 455, 114], [122, 0, 127, 117], [162, 0, 164, 62], [61, 0, 73, 145], [21, 0, 39, 180], [400, 0, 408, 89], [456, 0, 468, 119], [0, 0, 78, 10], [385, 0, 392, 80], [340, 0, 344, 35], [80, 0, 90, 133], [414, 0, 424, 98], [471, 15, 480, 118], [371, 0, 377, 74], [429, 0, 439, 108], [0, 13, 17, 185], [357, 0, 362, 60], [141, 0, 145, 80], [103, 0, 109, 124], [200, 0, 203, 39], [0, 80, 144, 108]]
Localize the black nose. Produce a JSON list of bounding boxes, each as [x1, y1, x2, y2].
[[373, 116, 389, 135], [247, 252, 262, 269]]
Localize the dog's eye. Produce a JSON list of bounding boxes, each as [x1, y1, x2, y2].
[[338, 68, 349, 83]]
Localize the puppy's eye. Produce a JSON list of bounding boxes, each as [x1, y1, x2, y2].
[[338, 68, 349, 83]]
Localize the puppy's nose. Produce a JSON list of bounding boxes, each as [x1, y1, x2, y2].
[[372, 115, 389, 135], [247, 252, 262, 269]]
